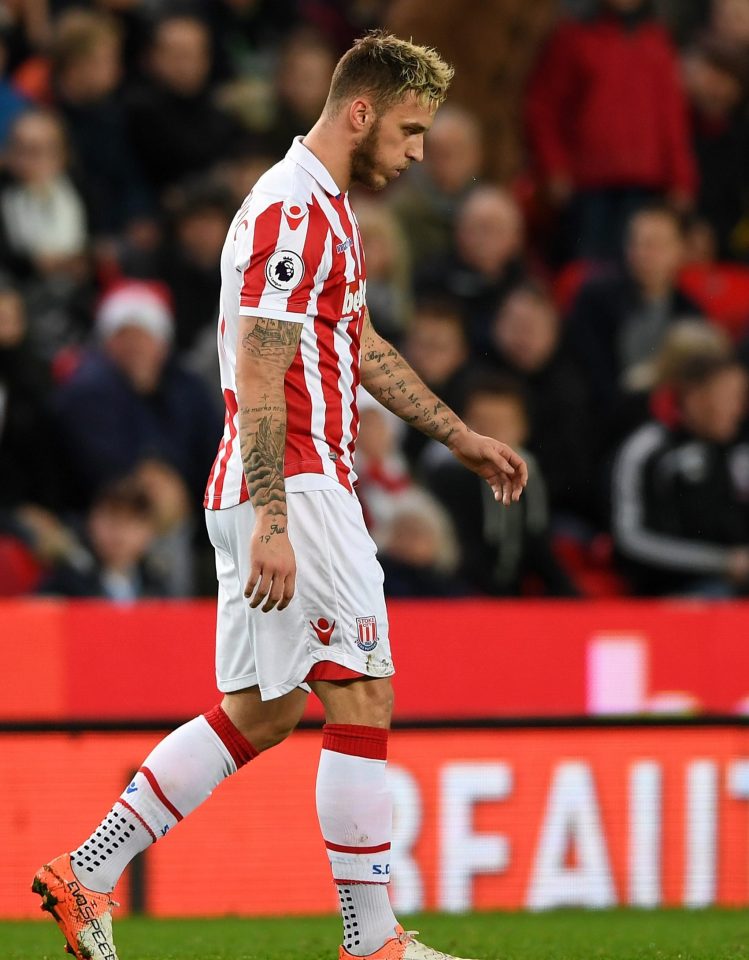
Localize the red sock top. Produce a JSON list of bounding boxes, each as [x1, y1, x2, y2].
[[204, 705, 258, 769], [322, 723, 388, 760]]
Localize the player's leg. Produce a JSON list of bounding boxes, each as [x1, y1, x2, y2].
[[311, 676, 399, 957], [33, 685, 306, 959]]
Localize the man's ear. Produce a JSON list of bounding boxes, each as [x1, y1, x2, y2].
[[349, 97, 375, 138]]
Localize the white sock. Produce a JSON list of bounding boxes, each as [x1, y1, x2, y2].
[[317, 724, 398, 955], [70, 802, 152, 894], [338, 883, 400, 956], [71, 705, 257, 893]]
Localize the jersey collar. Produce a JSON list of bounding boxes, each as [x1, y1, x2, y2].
[[287, 136, 344, 199]]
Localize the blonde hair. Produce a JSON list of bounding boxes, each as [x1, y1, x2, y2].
[[326, 30, 453, 114]]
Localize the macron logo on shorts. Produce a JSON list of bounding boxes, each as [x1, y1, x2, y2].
[[311, 618, 336, 645]]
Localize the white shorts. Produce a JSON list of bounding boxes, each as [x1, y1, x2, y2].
[[205, 487, 394, 700]]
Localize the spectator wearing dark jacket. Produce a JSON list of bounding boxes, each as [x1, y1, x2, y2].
[[54, 281, 222, 509], [126, 15, 241, 193], [51, 9, 153, 243], [682, 36, 749, 260], [612, 353, 749, 596], [38, 478, 167, 601], [526, 0, 697, 260], [426, 376, 578, 597], [418, 185, 527, 355], [488, 283, 592, 517], [566, 204, 703, 454]]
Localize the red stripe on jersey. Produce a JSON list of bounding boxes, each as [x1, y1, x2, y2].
[[286, 196, 325, 313], [209, 388, 239, 509], [139, 766, 183, 821], [346, 316, 362, 464], [314, 312, 350, 491], [240, 202, 283, 307], [204, 316, 229, 508]]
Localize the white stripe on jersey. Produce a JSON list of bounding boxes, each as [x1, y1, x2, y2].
[[302, 230, 338, 483]]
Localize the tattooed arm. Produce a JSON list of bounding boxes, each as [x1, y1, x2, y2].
[[360, 311, 528, 505], [236, 315, 302, 611]]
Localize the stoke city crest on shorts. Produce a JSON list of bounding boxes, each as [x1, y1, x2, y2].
[[355, 616, 378, 652]]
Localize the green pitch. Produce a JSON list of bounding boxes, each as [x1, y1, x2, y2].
[[2, 909, 748, 960]]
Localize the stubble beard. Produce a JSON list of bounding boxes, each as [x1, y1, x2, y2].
[[350, 120, 387, 191]]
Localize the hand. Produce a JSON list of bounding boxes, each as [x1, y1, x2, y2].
[[245, 516, 296, 612], [726, 548, 749, 585], [448, 430, 528, 506]]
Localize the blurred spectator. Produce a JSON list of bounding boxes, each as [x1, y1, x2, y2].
[[0, 108, 91, 358], [426, 375, 578, 596], [0, 279, 67, 510], [1, 1, 51, 75], [386, 0, 556, 181], [390, 105, 483, 265], [354, 390, 411, 540], [37, 478, 167, 601], [216, 133, 281, 208], [682, 36, 749, 260], [201, 0, 305, 83], [0, 108, 87, 275], [566, 203, 702, 450], [265, 29, 336, 156], [0, 28, 28, 146], [377, 487, 466, 597], [526, 0, 697, 261], [488, 284, 592, 516], [402, 298, 471, 466], [54, 280, 222, 508], [50, 8, 154, 247], [126, 178, 233, 352], [712, 0, 749, 50], [126, 14, 242, 193], [132, 457, 196, 597], [611, 351, 749, 596], [353, 198, 412, 342], [418, 184, 527, 355]]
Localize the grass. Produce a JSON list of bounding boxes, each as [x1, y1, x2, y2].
[[2, 909, 748, 960]]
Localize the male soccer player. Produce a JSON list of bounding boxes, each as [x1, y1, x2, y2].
[[33, 31, 527, 960]]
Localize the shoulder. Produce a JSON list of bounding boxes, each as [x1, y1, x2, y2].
[[615, 422, 669, 471]]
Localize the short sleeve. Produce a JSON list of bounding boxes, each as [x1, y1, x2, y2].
[[236, 196, 332, 325]]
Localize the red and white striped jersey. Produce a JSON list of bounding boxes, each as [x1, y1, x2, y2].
[[204, 138, 367, 510]]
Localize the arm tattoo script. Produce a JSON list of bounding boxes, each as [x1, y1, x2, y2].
[[360, 318, 462, 446], [237, 317, 302, 529]]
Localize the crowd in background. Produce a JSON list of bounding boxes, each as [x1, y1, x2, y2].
[[3, 0, 749, 601]]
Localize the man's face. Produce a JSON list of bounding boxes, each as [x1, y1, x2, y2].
[[493, 291, 559, 373], [406, 315, 467, 385], [683, 366, 747, 443], [104, 326, 169, 394], [152, 19, 211, 97], [351, 91, 436, 191], [626, 213, 684, 289], [465, 393, 528, 450]]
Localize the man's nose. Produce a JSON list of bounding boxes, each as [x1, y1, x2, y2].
[[407, 139, 424, 163]]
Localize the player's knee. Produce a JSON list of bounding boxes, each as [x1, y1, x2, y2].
[[365, 680, 394, 727], [316, 677, 394, 728], [220, 688, 305, 753]]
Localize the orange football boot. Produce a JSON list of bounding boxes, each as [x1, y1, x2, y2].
[[32, 853, 119, 959], [339, 925, 480, 960]]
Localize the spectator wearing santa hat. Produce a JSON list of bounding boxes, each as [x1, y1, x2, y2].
[[54, 280, 222, 513]]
